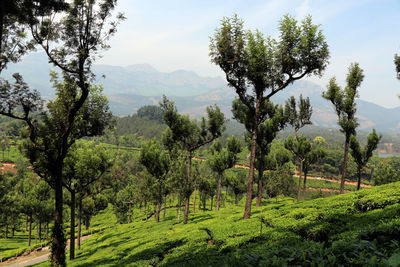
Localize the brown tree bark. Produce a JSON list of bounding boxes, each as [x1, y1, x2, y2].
[[28, 214, 32, 247], [302, 171, 308, 201], [297, 160, 303, 203], [183, 151, 192, 224], [192, 188, 197, 213], [357, 167, 361, 191], [244, 98, 260, 219], [77, 199, 82, 250], [69, 190, 76, 260], [216, 173, 223, 211], [340, 135, 350, 194]]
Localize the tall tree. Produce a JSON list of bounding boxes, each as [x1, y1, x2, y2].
[[395, 53, 400, 80], [210, 14, 329, 218], [140, 139, 170, 223], [322, 63, 364, 194], [161, 96, 225, 224], [350, 129, 381, 190], [284, 135, 312, 203], [301, 142, 326, 200], [232, 98, 288, 206], [0, 1, 123, 265], [63, 140, 111, 259], [285, 95, 312, 137], [208, 137, 241, 211]]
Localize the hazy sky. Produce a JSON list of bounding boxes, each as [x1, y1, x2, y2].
[[98, 0, 400, 108]]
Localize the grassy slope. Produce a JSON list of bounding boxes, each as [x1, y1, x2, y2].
[[35, 181, 400, 266]]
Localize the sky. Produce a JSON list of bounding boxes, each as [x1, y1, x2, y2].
[[98, 0, 400, 108]]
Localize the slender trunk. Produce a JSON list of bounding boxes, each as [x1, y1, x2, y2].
[[357, 167, 361, 191], [25, 215, 28, 232], [0, 2, 3, 73], [12, 226, 15, 237], [210, 196, 213, 211], [244, 98, 261, 219], [39, 220, 42, 244], [128, 202, 132, 223], [5, 223, 8, 239], [341, 136, 350, 194], [163, 195, 167, 218], [78, 198, 82, 250], [177, 196, 181, 224], [46, 222, 49, 240], [202, 195, 206, 210], [192, 188, 197, 213], [70, 190, 76, 260], [184, 151, 192, 224], [235, 193, 238, 205], [297, 160, 303, 203], [28, 214, 32, 247], [85, 217, 89, 230], [52, 171, 65, 266], [155, 182, 162, 223], [302, 170, 308, 201], [216, 172, 222, 211], [256, 160, 264, 206], [145, 200, 148, 222]]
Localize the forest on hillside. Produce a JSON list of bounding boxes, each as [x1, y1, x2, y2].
[[1, 1, 400, 266]]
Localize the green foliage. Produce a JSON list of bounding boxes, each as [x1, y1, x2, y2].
[[137, 105, 164, 123], [395, 53, 400, 80], [374, 162, 400, 186], [30, 182, 400, 266]]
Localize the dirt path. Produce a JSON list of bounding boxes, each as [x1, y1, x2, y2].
[[192, 156, 372, 188], [1, 235, 92, 267], [0, 162, 17, 175]]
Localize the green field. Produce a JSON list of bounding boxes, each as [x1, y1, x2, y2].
[[27, 181, 400, 266]]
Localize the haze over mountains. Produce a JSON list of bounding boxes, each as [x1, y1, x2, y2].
[[4, 52, 400, 133]]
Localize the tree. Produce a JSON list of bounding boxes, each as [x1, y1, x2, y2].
[[350, 129, 381, 190], [374, 162, 399, 186], [285, 95, 312, 137], [140, 139, 170, 223], [0, 1, 123, 264], [301, 141, 326, 200], [322, 63, 364, 194], [208, 137, 241, 211], [161, 96, 225, 224], [210, 14, 329, 218], [395, 53, 400, 80], [226, 168, 247, 205], [63, 140, 111, 259], [284, 135, 312, 202]]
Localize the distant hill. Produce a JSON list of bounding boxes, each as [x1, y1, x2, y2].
[[3, 52, 400, 133]]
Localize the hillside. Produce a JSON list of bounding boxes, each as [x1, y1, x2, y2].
[[32, 182, 400, 266], [4, 53, 400, 133]]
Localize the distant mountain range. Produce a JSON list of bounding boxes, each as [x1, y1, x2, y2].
[[4, 52, 400, 133]]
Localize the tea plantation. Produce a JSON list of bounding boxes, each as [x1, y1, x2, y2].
[[30, 181, 400, 266]]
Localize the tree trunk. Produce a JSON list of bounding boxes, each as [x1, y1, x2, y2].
[[52, 171, 65, 266], [5, 223, 8, 239], [357, 167, 361, 191], [202, 195, 206, 210], [256, 160, 264, 206], [38, 220, 42, 244], [25, 215, 28, 232], [85, 217, 89, 230], [46, 222, 49, 240], [70, 190, 76, 260], [128, 202, 132, 223], [155, 182, 162, 223], [12, 226, 15, 237], [177, 195, 181, 224], [216, 172, 223, 211], [145, 200, 148, 222], [210, 196, 213, 211], [244, 98, 261, 219], [297, 160, 303, 203], [78, 199, 82, 250], [340, 135, 350, 194], [28, 214, 32, 247], [184, 151, 192, 224], [235, 193, 239, 205], [192, 188, 197, 213], [163, 195, 167, 218], [302, 170, 308, 201]]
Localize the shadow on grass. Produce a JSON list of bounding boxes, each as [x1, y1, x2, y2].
[[76, 239, 186, 266]]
